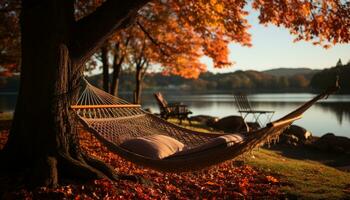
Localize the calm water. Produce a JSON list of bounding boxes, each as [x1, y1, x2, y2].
[[1, 92, 349, 137]]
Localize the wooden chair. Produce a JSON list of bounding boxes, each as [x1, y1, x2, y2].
[[234, 93, 274, 128], [154, 92, 192, 125]]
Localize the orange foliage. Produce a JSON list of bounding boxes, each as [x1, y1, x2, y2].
[[120, 0, 252, 78], [252, 0, 350, 47], [1, 0, 349, 78], [68, 0, 350, 78]]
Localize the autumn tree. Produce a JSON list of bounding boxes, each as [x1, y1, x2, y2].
[[122, 32, 148, 104], [0, 0, 149, 187], [97, 33, 130, 96], [110, 35, 130, 96], [0, 0, 349, 188]]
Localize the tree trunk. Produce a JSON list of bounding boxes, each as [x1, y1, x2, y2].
[[1, 0, 118, 187], [134, 66, 142, 104], [110, 62, 122, 96], [101, 44, 110, 92]]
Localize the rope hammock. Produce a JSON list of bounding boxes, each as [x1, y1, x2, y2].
[[71, 79, 339, 172]]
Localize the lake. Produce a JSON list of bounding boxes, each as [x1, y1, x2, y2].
[[1, 92, 349, 137]]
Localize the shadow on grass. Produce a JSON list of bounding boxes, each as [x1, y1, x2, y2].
[[266, 145, 350, 169]]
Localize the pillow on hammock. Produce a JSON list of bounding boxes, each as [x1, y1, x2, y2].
[[167, 134, 244, 158], [120, 134, 185, 159]]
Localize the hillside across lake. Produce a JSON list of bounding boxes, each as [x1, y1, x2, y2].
[[2, 65, 349, 93]]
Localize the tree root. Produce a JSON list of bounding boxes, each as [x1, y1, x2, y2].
[[82, 153, 119, 181], [58, 152, 108, 182], [1, 144, 147, 188]]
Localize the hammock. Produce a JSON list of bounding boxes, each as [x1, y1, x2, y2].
[[71, 79, 339, 172]]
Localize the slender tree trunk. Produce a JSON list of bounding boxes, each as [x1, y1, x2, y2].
[[134, 66, 142, 104], [1, 0, 118, 187], [110, 61, 122, 96], [101, 44, 109, 92]]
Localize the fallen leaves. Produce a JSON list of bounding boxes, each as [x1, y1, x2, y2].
[[0, 129, 282, 199]]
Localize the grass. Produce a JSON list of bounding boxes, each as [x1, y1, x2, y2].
[[246, 149, 350, 199], [171, 118, 350, 199]]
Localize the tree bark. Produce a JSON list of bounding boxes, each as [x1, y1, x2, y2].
[[101, 44, 110, 92], [134, 65, 143, 104], [110, 39, 129, 96], [0, 0, 149, 187], [111, 60, 123, 96]]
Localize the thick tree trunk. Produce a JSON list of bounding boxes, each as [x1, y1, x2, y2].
[[1, 0, 118, 187], [101, 44, 110, 92]]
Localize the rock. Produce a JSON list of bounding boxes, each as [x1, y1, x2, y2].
[[313, 133, 350, 154], [190, 115, 219, 126], [211, 115, 249, 133], [279, 134, 299, 146], [284, 125, 312, 142], [277, 125, 312, 146]]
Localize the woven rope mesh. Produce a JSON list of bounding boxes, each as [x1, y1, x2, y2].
[[83, 114, 214, 147], [74, 81, 215, 148]]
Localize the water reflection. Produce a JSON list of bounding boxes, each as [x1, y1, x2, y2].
[[1, 92, 349, 137]]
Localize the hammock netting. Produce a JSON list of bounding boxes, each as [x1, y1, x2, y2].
[[71, 79, 339, 172]]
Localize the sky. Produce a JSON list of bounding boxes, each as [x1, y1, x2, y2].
[[205, 9, 350, 73]]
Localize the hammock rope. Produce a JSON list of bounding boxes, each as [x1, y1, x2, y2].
[[71, 79, 339, 172]]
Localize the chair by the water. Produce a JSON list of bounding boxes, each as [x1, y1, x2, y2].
[[154, 92, 192, 125], [234, 93, 275, 128]]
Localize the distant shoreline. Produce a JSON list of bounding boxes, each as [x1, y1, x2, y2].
[[0, 89, 339, 95]]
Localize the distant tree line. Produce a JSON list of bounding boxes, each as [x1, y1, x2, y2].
[[310, 60, 350, 93], [2, 62, 349, 94], [86, 69, 314, 93]]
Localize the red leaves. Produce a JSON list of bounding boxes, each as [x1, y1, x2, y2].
[[0, 130, 282, 198], [77, 130, 282, 198], [0, 130, 9, 149], [266, 175, 279, 183]]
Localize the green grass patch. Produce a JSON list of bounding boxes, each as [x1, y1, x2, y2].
[[246, 148, 350, 199]]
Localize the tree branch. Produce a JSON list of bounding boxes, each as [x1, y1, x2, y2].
[[70, 0, 150, 67], [136, 21, 170, 57]]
